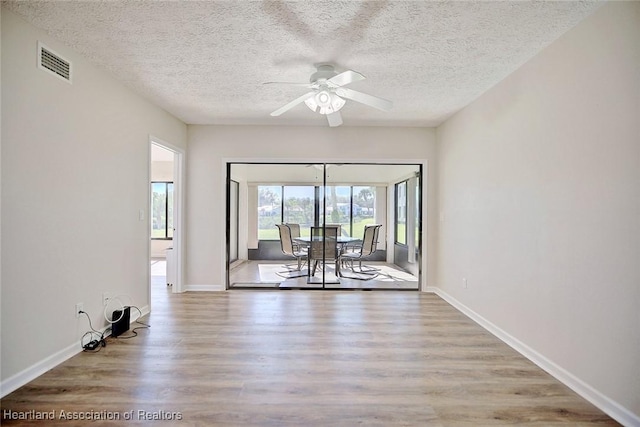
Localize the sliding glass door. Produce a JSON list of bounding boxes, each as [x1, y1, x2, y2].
[[227, 162, 422, 290]]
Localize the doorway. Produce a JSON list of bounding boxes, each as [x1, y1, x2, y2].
[[149, 139, 184, 299], [226, 162, 422, 290]]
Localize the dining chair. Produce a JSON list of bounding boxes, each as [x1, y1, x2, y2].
[[308, 225, 339, 277], [324, 223, 342, 236], [285, 223, 301, 238], [285, 223, 304, 252], [276, 224, 307, 271], [340, 224, 382, 277]]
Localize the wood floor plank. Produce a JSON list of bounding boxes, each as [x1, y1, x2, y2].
[[1, 289, 618, 426]]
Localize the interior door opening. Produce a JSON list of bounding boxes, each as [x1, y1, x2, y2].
[[150, 140, 184, 303]]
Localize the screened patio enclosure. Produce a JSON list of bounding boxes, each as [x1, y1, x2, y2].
[[227, 163, 422, 290]]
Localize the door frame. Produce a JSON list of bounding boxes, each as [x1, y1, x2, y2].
[[224, 159, 427, 290], [149, 136, 185, 295]]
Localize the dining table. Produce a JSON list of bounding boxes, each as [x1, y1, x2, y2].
[[293, 236, 361, 245], [293, 235, 361, 278]]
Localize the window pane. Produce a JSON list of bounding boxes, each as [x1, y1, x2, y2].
[[256, 184, 379, 241], [323, 186, 350, 236], [258, 186, 282, 240], [283, 186, 314, 236], [151, 182, 167, 239], [352, 186, 376, 238], [396, 181, 407, 245]]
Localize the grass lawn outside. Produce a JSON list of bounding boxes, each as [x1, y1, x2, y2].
[[259, 218, 377, 240]]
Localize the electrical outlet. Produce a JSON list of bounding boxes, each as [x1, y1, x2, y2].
[[102, 292, 112, 306], [75, 303, 84, 318], [463, 278, 468, 289]]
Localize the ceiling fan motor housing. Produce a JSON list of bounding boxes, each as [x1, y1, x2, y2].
[[305, 64, 345, 114], [309, 64, 338, 84]]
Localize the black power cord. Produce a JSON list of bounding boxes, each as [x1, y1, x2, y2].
[[79, 311, 106, 352], [79, 306, 150, 351]]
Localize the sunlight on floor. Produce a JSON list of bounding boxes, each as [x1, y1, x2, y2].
[[230, 260, 419, 290]]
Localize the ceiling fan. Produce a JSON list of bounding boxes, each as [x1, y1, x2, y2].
[[265, 64, 393, 127]]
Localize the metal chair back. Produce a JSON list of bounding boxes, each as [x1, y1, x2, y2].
[[276, 224, 295, 256], [309, 226, 338, 262], [359, 224, 380, 257]]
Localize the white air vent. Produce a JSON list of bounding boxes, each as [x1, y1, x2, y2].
[[38, 42, 72, 83]]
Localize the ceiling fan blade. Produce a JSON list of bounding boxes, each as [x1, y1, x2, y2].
[[263, 82, 312, 87], [270, 91, 316, 116], [328, 70, 365, 87], [326, 111, 343, 127], [335, 87, 393, 112]]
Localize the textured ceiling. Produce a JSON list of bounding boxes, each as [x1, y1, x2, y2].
[[3, 0, 602, 127]]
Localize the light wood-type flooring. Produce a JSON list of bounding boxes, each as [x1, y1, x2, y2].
[[1, 268, 618, 426]]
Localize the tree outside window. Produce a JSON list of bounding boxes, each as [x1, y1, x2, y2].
[[322, 186, 350, 235], [258, 184, 376, 240], [283, 186, 314, 235]]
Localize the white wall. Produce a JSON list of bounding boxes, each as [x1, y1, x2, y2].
[[436, 2, 639, 423], [1, 8, 187, 393], [186, 125, 437, 290]]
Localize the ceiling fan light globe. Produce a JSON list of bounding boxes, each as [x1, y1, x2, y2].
[[330, 94, 346, 112], [305, 91, 346, 115], [304, 97, 319, 113], [317, 91, 331, 105]]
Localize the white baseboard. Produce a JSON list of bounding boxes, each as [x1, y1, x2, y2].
[[184, 284, 225, 292], [131, 305, 150, 322], [229, 259, 245, 270], [428, 286, 640, 427], [1, 304, 150, 399], [1, 340, 80, 398]]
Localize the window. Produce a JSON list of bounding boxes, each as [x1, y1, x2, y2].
[[321, 185, 377, 237], [283, 186, 314, 235], [258, 185, 316, 239], [258, 185, 282, 240], [322, 185, 350, 235], [352, 186, 376, 237], [151, 182, 173, 239], [395, 181, 407, 245], [258, 184, 377, 239]]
